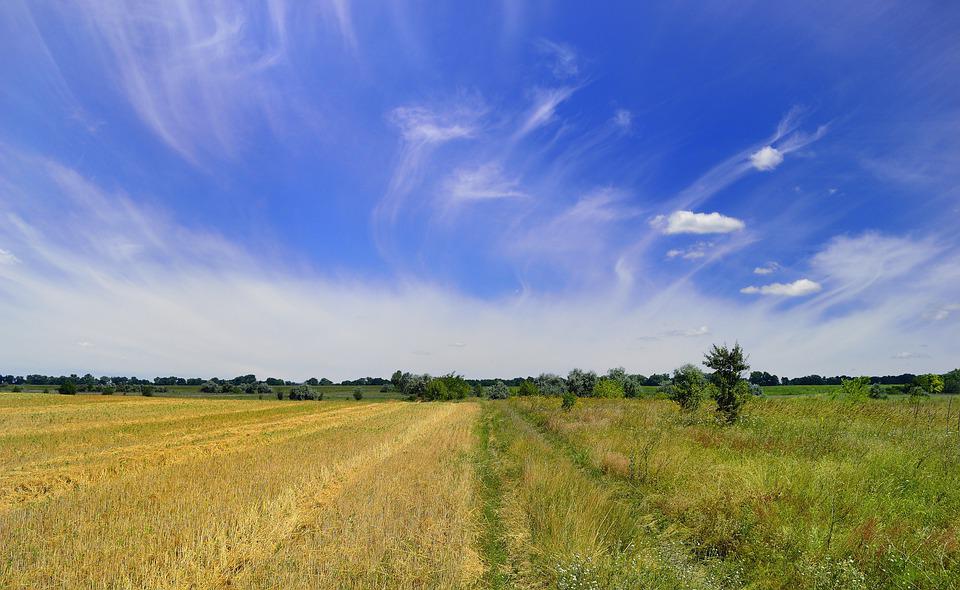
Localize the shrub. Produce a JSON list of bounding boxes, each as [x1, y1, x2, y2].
[[593, 378, 624, 398], [101, 385, 116, 395], [561, 390, 576, 410], [276, 390, 284, 400], [141, 385, 154, 397], [59, 380, 78, 395], [663, 364, 707, 412], [289, 385, 314, 400], [352, 388, 363, 400], [200, 381, 219, 393], [837, 376, 870, 402], [12, 385, 23, 393], [748, 383, 763, 397], [566, 369, 598, 397], [623, 376, 644, 398], [915, 374, 944, 396], [488, 380, 510, 400], [868, 384, 887, 399], [472, 382, 485, 397], [943, 369, 960, 394], [517, 379, 539, 397], [437, 373, 471, 399], [703, 343, 750, 423], [536, 373, 567, 396]]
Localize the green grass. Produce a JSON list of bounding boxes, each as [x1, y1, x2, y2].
[[505, 395, 960, 589]]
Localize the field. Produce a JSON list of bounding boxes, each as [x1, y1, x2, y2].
[[2, 393, 958, 588]]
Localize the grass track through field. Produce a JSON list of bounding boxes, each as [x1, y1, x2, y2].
[[495, 401, 727, 589], [474, 404, 510, 589]]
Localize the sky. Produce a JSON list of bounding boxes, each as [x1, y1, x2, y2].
[[1, 1, 958, 380]]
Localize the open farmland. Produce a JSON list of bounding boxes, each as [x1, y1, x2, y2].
[[2, 393, 959, 589]]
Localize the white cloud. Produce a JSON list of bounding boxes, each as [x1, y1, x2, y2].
[[750, 145, 784, 171], [651, 210, 745, 235], [389, 105, 478, 145], [925, 303, 960, 321], [753, 262, 780, 275], [443, 163, 526, 201], [892, 351, 931, 360], [514, 87, 575, 139], [741, 279, 822, 297], [612, 109, 632, 130], [666, 242, 713, 260], [536, 39, 579, 79], [0, 248, 19, 264], [3, 157, 958, 379], [665, 326, 710, 337]]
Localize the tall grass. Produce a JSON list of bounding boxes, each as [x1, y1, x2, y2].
[[509, 395, 960, 589]]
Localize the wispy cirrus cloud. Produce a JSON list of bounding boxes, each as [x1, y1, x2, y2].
[[443, 163, 527, 202], [513, 86, 576, 140], [535, 39, 579, 79]]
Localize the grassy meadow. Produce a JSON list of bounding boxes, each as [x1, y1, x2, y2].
[[1, 391, 958, 588]]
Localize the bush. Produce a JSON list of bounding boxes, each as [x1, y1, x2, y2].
[[703, 343, 750, 423], [488, 380, 510, 400], [837, 377, 870, 402], [623, 376, 644, 398], [101, 385, 116, 395], [424, 379, 448, 401], [141, 385, 154, 397], [517, 379, 539, 397], [567, 369, 598, 397], [561, 390, 577, 410], [748, 383, 764, 397], [12, 385, 23, 393], [59, 380, 78, 395], [593, 378, 624, 398], [200, 381, 219, 393], [943, 369, 960, 394], [536, 373, 567, 396], [276, 390, 284, 400], [663, 364, 707, 412], [868, 384, 887, 399], [353, 388, 363, 400]]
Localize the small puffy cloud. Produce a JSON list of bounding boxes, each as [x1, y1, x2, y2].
[[651, 211, 745, 235], [536, 39, 579, 79], [612, 109, 632, 130], [750, 146, 784, 171], [925, 304, 960, 321], [741, 278, 822, 297], [753, 262, 780, 275], [0, 248, 20, 264], [444, 163, 526, 201]]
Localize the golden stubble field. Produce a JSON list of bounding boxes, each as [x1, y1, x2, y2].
[[0, 394, 481, 589]]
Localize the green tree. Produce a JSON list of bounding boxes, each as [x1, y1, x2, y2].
[[943, 369, 960, 394], [593, 378, 624, 398], [438, 373, 471, 399], [837, 376, 871, 402], [488, 380, 510, 400], [703, 343, 750, 423], [915, 374, 944, 396], [353, 388, 363, 400], [535, 373, 566, 396], [517, 379, 539, 397], [59, 380, 77, 395], [662, 364, 707, 412], [424, 379, 448, 401], [561, 390, 577, 410], [566, 369, 598, 397]]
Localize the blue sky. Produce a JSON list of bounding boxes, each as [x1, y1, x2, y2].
[[1, 1, 958, 379]]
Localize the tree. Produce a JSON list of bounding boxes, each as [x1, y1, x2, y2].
[[837, 376, 870, 402], [353, 388, 363, 400], [703, 343, 750, 423], [488, 380, 510, 400], [59, 380, 77, 395], [438, 373, 471, 400], [662, 364, 707, 412], [517, 379, 539, 397], [566, 369, 598, 397], [915, 374, 944, 396], [868, 383, 887, 399], [942, 369, 960, 394], [623, 375, 644, 398], [561, 390, 577, 410], [606, 367, 627, 385], [536, 373, 566, 396], [593, 378, 624, 398], [424, 379, 448, 401], [472, 382, 485, 397]]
